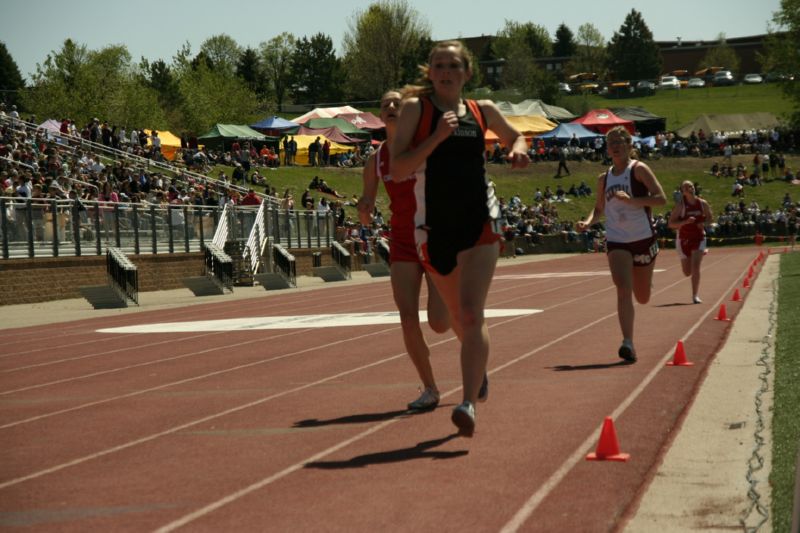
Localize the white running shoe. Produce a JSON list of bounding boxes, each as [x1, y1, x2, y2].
[[693, 295, 702, 304], [407, 387, 440, 411], [451, 401, 476, 437]]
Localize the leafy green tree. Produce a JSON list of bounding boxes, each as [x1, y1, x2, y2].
[[494, 21, 553, 59], [606, 9, 661, 81], [553, 23, 576, 58], [199, 34, 242, 76], [699, 33, 740, 74], [290, 33, 344, 104], [22, 40, 164, 128], [764, 0, 800, 127], [493, 21, 556, 100], [177, 60, 261, 134], [399, 35, 434, 89], [0, 42, 25, 109], [342, 0, 431, 99], [260, 33, 296, 110], [565, 23, 607, 78]]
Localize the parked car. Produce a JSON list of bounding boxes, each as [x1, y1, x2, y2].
[[765, 72, 795, 83], [636, 80, 656, 94], [743, 73, 764, 84], [558, 82, 572, 94], [687, 77, 706, 88], [713, 70, 736, 86], [659, 75, 680, 89]]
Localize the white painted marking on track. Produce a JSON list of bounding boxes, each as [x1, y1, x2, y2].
[[96, 309, 542, 334], [495, 269, 664, 280]]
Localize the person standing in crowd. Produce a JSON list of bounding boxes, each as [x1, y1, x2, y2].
[[359, 90, 486, 413], [669, 180, 713, 304], [390, 41, 529, 437], [576, 126, 666, 363]]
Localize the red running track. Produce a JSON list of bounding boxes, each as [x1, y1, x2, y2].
[[0, 247, 763, 531]]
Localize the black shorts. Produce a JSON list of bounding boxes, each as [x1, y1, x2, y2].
[[606, 235, 659, 267]]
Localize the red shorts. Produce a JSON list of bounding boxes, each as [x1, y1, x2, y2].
[[418, 221, 502, 275], [389, 229, 420, 263], [677, 236, 706, 259], [606, 235, 659, 267]]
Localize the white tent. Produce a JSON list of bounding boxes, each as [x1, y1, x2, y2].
[[292, 106, 363, 124], [494, 99, 576, 122]]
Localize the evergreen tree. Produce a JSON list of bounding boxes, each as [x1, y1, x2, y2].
[[606, 9, 661, 81], [0, 42, 25, 108], [237, 47, 269, 98], [289, 33, 344, 104], [553, 23, 576, 58]]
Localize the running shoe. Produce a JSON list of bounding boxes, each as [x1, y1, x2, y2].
[[451, 401, 476, 437], [618, 339, 637, 363], [693, 295, 703, 304], [477, 373, 489, 403], [407, 387, 440, 411]]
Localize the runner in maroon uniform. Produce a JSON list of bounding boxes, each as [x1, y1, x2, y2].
[[391, 41, 529, 437], [669, 180, 713, 304], [358, 90, 487, 412]]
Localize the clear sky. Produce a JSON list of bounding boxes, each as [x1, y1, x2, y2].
[[2, 0, 783, 81]]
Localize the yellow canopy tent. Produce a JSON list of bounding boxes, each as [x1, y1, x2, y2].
[[292, 134, 357, 166], [145, 129, 183, 161], [484, 115, 557, 147]]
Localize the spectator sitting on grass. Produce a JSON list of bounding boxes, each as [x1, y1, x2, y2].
[[308, 175, 344, 198]]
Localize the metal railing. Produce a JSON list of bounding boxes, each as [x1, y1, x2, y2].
[[243, 202, 269, 275], [1, 197, 334, 259], [204, 244, 233, 292], [331, 241, 352, 280], [272, 243, 297, 287], [107, 247, 138, 305]]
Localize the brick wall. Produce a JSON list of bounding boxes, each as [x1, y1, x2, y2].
[[0, 253, 207, 305]]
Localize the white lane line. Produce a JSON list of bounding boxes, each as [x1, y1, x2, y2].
[[499, 262, 744, 531], [154, 257, 728, 531]]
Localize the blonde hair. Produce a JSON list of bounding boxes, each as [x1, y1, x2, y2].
[[606, 126, 638, 160], [401, 40, 474, 99]]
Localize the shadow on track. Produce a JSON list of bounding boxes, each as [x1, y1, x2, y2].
[[304, 434, 466, 469]]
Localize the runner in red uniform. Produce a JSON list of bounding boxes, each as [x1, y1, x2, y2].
[[669, 180, 713, 304]]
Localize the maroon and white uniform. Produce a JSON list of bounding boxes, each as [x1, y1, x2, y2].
[[603, 160, 658, 267]]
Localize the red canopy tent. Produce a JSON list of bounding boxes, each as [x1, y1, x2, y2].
[[336, 112, 385, 131], [571, 109, 635, 135], [296, 126, 364, 145]]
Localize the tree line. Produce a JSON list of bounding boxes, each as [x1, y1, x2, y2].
[[0, 0, 797, 135]]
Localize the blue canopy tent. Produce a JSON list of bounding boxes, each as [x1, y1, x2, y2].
[[250, 116, 300, 136], [537, 123, 603, 145]]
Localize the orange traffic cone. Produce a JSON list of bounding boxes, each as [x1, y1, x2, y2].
[[748, 266, 754, 277], [731, 288, 742, 302], [586, 417, 630, 462], [743, 277, 751, 289], [714, 303, 731, 322], [667, 340, 694, 366]]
